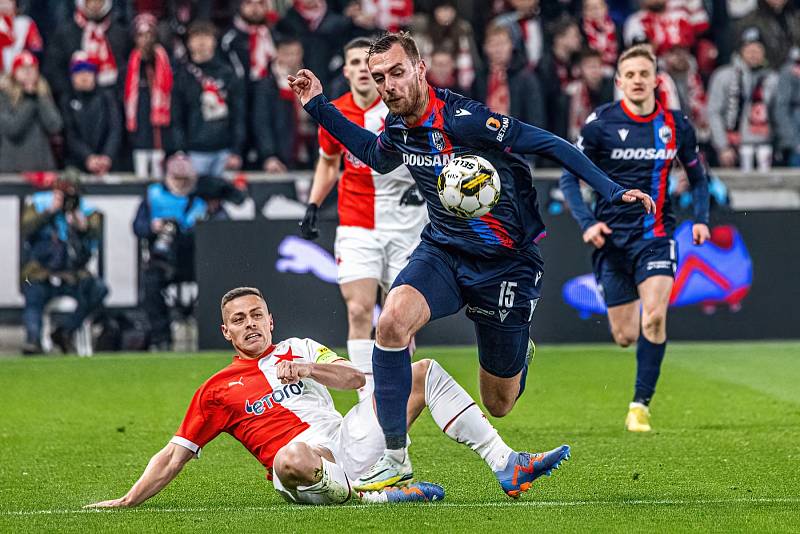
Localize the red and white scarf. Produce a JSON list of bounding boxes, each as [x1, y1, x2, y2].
[[233, 15, 276, 80], [75, 9, 117, 86], [363, 0, 413, 32], [486, 67, 510, 116], [124, 44, 173, 132], [294, 0, 327, 31], [583, 15, 618, 67], [0, 14, 43, 72]]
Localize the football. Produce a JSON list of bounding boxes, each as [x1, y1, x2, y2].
[[436, 155, 501, 218]]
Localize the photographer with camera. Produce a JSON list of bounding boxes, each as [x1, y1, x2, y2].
[[133, 154, 208, 350], [20, 170, 108, 355]]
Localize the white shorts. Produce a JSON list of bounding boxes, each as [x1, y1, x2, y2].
[[334, 225, 423, 292]]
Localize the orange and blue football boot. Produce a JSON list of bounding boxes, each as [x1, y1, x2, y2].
[[378, 482, 445, 503], [494, 445, 571, 498]]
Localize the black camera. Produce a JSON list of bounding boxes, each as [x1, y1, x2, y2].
[[152, 219, 179, 261]]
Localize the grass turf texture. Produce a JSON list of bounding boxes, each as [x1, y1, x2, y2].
[[1, 342, 798, 533]]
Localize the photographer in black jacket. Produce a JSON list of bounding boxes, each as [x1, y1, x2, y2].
[[133, 154, 208, 350]]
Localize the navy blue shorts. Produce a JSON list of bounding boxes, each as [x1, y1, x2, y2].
[[392, 240, 543, 378], [592, 236, 677, 307]]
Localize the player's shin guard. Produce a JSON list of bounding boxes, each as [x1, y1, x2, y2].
[[347, 339, 374, 402], [278, 458, 352, 505], [425, 360, 513, 471], [373, 343, 411, 452], [634, 336, 667, 405]]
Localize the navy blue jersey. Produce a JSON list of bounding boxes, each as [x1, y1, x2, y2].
[[305, 86, 628, 259], [560, 101, 709, 238]]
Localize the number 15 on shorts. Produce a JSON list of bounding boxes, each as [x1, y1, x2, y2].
[[499, 281, 517, 308]]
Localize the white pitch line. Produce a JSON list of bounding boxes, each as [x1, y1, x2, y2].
[[2, 497, 799, 516]]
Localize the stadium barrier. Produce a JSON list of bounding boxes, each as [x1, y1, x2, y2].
[[1, 171, 798, 345]]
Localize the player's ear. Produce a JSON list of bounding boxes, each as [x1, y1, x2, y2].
[[614, 73, 622, 89], [221, 324, 231, 341], [417, 59, 426, 82], [268, 314, 274, 332]]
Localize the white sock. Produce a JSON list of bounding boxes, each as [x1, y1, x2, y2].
[[293, 458, 352, 505], [425, 359, 513, 472], [384, 447, 407, 463], [347, 339, 374, 402]]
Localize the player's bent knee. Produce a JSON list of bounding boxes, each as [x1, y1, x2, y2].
[[376, 307, 412, 346], [412, 358, 433, 375], [613, 330, 638, 348], [484, 397, 514, 418], [642, 312, 666, 336], [273, 442, 317, 488]]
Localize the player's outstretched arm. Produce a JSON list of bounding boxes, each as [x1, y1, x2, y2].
[[511, 122, 654, 213], [288, 69, 403, 175], [276, 360, 366, 390], [84, 443, 193, 509]]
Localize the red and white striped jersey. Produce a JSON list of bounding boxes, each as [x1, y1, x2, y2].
[[170, 338, 348, 477], [0, 14, 43, 73], [318, 92, 425, 231], [623, 0, 709, 55]]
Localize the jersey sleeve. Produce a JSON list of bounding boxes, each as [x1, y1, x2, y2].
[[317, 125, 343, 159], [677, 115, 710, 225], [559, 117, 603, 231], [171, 384, 226, 458], [304, 94, 403, 174], [302, 338, 347, 364]]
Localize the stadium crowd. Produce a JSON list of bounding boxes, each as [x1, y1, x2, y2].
[[10, 0, 800, 354], [2, 0, 800, 175]]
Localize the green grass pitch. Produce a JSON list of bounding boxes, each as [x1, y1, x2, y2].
[[1, 342, 798, 533]]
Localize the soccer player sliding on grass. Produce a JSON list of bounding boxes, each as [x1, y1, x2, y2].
[[288, 31, 654, 493], [559, 45, 710, 432], [85, 287, 567, 508]]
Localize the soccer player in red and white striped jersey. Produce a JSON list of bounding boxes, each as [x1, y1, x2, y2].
[[300, 37, 427, 391], [85, 287, 568, 507]]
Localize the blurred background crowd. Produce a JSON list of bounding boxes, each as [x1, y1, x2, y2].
[[2, 0, 800, 177], [8, 0, 800, 355]]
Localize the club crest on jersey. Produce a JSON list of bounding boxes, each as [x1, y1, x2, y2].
[[431, 130, 446, 151], [245, 381, 306, 415], [658, 125, 672, 144], [486, 117, 501, 131], [618, 128, 629, 141]]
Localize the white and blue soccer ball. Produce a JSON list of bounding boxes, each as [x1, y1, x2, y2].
[[436, 154, 501, 219]]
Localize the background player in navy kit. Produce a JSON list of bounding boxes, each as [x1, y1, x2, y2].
[[559, 45, 710, 433], [288, 32, 655, 495]]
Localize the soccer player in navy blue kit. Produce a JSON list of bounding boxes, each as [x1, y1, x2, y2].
[[560, 45, 710, 432], [288, 32, 654, 496]]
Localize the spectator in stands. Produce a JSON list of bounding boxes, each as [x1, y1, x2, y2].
[[735, 0, 800, 68], [472, 23, 544, 129], [172, 21, 245, 178], [275, 0, 355, 88], [60, 51, 122, 176], [661, 44, 710, 144], [252, 37, 317, 170], [133, 153, 207, 351], [0, 0, 44, 73], [427, 49, 466, 94], [353, 0, 413, 32], [580, 0, 619, 70], [623, 0, 709, 56], [413, 0, 480, 91], [123, 14, 173, 180], [538, 15, 583, 139], [221, 0, 280, 171], [492, 0, 544, 68], [20, 171, 107, 355], [564, 48, 614, 142], [774, 47, 800, 166], [43, 0, 130, 100], [0, 51, 61, 172], [707, 27, 778, 171]]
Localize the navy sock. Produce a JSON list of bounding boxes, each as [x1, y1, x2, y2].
[[372, 343, 411, 450], [517, 363, 528, 399], [634, 336, 667, 405]]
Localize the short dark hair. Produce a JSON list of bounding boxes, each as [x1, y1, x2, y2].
[[344, 37, 373, 56], [617, 44, 657, 71], [220, 287, 265, 316], [187, 20, 217, 39], [578, 48, 603, 63], [368, 31, 420, 64], [548, 15, 578, 41]]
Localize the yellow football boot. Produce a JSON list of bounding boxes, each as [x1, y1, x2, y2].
[[625, 402, 652, 432]]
